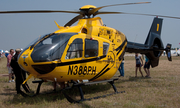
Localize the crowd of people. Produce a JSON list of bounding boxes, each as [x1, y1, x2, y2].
[[4, 48, 32, 95], [135, 53, 151, 78], [118, 53, 151, 78]]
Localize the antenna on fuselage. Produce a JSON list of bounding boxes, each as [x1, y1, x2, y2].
[[132, 34, 138, 46]]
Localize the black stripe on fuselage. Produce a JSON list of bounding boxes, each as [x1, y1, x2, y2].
[[89, 64, 109, 81], [89, 68, 110, 81], [57, 55, 106, 67], [32, 55, 106, 75], [116, 39, 127, 55]]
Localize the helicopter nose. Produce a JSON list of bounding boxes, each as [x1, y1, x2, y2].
[[18, 52, 30, 72], [18, 49, 42, 76]]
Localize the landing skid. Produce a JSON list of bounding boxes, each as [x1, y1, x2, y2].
[[20, 78, 125, 103], [62, 78, 125, 103]]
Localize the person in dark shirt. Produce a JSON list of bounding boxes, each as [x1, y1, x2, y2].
[[10, 48, 31, 95]]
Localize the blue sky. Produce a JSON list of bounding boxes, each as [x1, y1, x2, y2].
[[0, 0, 180, 51]]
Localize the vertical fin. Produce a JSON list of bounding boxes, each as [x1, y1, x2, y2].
[[145, 17, 163, 45], [149, 17, 163, 36]]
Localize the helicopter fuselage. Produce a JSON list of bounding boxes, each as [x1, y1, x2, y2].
[[18, 17, 127, 83]]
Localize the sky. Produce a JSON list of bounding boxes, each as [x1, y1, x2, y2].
[[0, 0, 180, 51]]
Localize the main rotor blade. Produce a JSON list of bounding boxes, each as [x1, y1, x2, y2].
[[64, 14, 83, 27], [121, 12, 180, 19], [97, 11, 180, 19], [0, 10, 80, 14], [89, 2, 151, 15]]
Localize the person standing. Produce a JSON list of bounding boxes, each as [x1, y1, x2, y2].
[[5, 51, 9, 58], [10, 48, 31, 94], [135, 53, 144, 77], [118, 58, 124, 77], [0, 51, 1, 61], [144, 55, 151, 78], [7, 49, 14, 83]]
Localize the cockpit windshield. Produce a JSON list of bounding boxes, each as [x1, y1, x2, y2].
[[31, 33, 77, 62]]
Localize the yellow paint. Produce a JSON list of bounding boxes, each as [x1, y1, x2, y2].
[[18, 16, 127, 83], [54, 21, 64, 29], [80, 5, 97, 9], [22, 74, 33, 84], [157, 24, 159, 31]]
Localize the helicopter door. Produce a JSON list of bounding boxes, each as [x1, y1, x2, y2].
[[66, 38, 83, 59]]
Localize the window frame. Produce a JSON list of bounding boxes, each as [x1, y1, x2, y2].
[[66, 38, 83, 59], [85, 39, 99, 58], [103, 42, 109, 56]]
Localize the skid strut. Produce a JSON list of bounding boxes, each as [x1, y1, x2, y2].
[[20, 80, 44, 97], [32, 80, 44, 95]]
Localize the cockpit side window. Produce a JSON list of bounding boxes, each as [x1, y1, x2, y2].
[[103, 42, 109, 55], [66, 38, 83, 59], [85, 39, 98, 57]]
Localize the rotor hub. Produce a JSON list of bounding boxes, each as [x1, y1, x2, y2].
[[79, 5, 97, 18], [80, 5, 97, 10]]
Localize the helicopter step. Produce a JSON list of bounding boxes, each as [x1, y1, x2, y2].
[[62, 78, 125, 103]]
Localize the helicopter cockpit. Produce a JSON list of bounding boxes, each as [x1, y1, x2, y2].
[[30, 33, 77, 62], [19, 32, 111, 65]]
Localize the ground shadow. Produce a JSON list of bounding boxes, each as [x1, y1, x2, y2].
[[0, 88, 16, 95], [115, 76, 151, 83], [0, 74, 9, 77], [3, 82, 112, 105], [115, 76, 164, 89]]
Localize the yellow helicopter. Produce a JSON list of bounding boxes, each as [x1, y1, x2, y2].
[[0, 2, 178, 102]]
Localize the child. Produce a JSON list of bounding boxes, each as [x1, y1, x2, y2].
[[144, 55, 151, 78], [135, 53, 144, 77]]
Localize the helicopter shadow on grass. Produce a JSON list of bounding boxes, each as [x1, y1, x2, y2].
[[115, 76, 151, 83], [115, 76, 163, 89], [3, 91, 64, 105], [0, 88, 16, 96], [4, 82, 112, 105]]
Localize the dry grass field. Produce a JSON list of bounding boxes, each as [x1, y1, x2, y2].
[[0, 55, 180, 108]]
